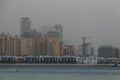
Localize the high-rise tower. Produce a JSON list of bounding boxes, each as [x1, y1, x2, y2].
[[20, 17, 31, 37], [47, 24, 63, 41], [53, 24, 63, 41]]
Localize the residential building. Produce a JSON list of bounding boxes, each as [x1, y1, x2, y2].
[[78, 43, 94, 56], [34, 37, 63, 56], [98, 45, 119, 58], [78, 56, 98, 64], [0, 33, 27, 56], [63, 45, 77, 56]]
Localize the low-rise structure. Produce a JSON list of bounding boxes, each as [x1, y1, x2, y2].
[[78, 56, 98, 64], [98, 45, 119, 58], [78, 43, 94, 56], [63, 45, 77, 56]]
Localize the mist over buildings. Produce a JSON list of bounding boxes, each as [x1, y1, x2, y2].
[[1, 0, 120, 49]]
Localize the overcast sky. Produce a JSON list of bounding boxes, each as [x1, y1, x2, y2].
[[1, 0, 120, 50]]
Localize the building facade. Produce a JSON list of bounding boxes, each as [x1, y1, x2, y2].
[[47, 24, 63, 41], [1, 19, 64, 56], [0, 33, 28, 56], [20, 17, 32, 38], [53, 24, 63, 41], [34, 37, 63, 56], [76, 56, 98, 64], [98, 45, 119, 58], [0, 33, 63, 56], [63, 45, 77, 56], [78, 43, 94, 56]]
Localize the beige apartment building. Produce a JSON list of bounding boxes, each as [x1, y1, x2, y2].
[[0, 33, 28, 56], [34, 37, 63, 56], [0, 33, 63, 56]]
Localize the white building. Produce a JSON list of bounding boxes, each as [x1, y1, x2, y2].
[[78, 43, 94, 56], [76, 56, 98, 64]]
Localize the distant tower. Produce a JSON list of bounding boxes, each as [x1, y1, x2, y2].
[[20, 17, 31, 36], [47, 24, 63, 41], [53, 24, 63, 41], [81, 37, 91, 56]]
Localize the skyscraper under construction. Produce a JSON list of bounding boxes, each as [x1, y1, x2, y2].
[[20, 17, 32, 38]]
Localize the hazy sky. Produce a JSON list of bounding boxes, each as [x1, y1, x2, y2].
[[1, 0, 120, 50]]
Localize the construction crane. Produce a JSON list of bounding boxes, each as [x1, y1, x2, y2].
[[81, 37, 91, 56]]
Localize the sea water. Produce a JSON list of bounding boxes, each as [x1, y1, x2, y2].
[[0, 66, 119, 80]]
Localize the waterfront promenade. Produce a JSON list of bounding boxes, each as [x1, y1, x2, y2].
[[0, 63, 116, 67]]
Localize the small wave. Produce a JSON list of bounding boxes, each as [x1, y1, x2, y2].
[[0, 69, 120, 75]]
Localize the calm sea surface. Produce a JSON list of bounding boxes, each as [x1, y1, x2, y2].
[[0, 65, 120, 80]]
